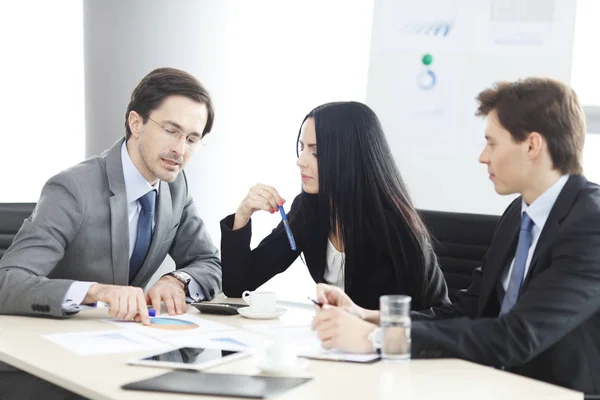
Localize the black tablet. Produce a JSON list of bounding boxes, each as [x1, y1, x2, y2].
[[122, 370, 312, 399], [191, 302, 246, 315]]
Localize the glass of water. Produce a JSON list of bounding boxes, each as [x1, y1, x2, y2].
[[379, 295, 411, 361]]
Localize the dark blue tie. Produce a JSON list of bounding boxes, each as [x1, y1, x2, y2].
[[129, 190, 156, 284], [500, 212, 534, 315]]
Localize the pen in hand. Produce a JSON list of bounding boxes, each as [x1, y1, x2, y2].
[[308, 297, 323, 307], [94, 301, 156, 317], [279, 205, 297, 251]]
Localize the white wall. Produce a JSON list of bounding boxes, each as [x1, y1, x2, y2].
[[0, 1, 84, 202], [571, 0, 600, 106], [574, 0, 600, 184]]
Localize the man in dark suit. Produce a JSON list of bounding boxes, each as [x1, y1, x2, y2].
[[0, 68, 222, 399], [312, 77, 600, 394]]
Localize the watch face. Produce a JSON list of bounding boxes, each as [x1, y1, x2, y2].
[[172, 271, 190, 284]]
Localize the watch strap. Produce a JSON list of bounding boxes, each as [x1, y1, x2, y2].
[[166, 271, 191, 290]]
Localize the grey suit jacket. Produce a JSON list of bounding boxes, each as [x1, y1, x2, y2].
[[0, 139, 222, 317]]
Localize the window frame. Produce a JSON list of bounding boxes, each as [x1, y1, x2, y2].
[[584, 106, 600, 134]]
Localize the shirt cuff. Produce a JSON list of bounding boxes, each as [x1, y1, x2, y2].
[[62, 281, 97, 313], [179, 272, 205, 302]]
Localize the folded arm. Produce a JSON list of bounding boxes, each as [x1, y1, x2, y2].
[[220, 195, 304, 297]]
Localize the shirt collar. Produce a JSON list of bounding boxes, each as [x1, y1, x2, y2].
[[521, 174, 569, 230], [121, 142, 160, 204]]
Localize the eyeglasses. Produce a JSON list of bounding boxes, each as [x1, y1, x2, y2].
[[147, 116, 206, 149]]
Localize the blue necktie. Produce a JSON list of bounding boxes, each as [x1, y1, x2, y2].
[[129, 190, 156, 284], [500, 212, 534, 315]]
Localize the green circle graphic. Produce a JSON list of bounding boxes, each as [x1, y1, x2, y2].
[[421, 53, 433, 66]]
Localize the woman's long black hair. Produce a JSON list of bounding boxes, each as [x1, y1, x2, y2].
[[296, 101, 433, 301]]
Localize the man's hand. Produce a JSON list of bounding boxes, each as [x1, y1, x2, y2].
[[83, 284, 150, 325], [311, 305, 376, 353], [146, 275, 187, 316]]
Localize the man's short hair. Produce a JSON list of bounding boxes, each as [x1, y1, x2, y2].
[[476, 77, 586, 175], [124, 68, 214, 140]]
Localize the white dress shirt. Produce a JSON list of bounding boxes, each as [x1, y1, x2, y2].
[[501, 175, 569, 290], [324, 238, 345, 291], [61, 143, 203, 312]]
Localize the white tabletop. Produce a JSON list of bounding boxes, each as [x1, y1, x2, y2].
[[0, 297, 582, 400]]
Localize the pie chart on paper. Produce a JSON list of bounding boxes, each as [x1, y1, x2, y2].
[[147, 317, 198, 331]]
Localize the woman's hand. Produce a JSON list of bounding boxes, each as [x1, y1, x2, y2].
[[316, 283, 354, 308], [233, 183, 286, 230], [315, 283, 380, 323]]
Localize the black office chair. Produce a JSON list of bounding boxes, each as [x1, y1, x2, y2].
[[418, 209, 499, 302], [0, 203, 36, 260]]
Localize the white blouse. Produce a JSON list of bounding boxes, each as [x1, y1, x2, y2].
[[324, 238, 346, 291]]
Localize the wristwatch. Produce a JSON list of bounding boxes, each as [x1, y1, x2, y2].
[[166, 270, 191, 291], [367, 327, 383, 352]]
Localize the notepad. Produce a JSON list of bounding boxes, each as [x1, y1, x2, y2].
[[246, 324, 380, 363], [299, 348, 380, 363], [122, 370, 312, 399]]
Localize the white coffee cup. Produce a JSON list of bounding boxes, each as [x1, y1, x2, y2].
[[264, 342, 297, 368], [242, 290, 277, 313]]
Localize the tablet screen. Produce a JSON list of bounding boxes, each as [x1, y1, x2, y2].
[[140, 347, 240, 365]]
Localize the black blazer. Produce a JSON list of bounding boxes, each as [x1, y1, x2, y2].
[[220, 193, 449, 311], [411, 175, 600, 394]]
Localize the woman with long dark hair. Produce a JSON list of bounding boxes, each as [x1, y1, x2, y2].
[[220, 101, 449, 311]]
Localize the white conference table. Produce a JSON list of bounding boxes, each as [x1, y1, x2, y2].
[[0, 296, 583, 400]]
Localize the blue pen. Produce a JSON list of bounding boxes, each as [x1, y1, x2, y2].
[[279, 205, 297, 251], [93, 301, 156, 317]]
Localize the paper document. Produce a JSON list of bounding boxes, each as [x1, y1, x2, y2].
[[246, 324, 379, 362], [42, 330, 169, 356], [105, 313, 235, 337], [488, 0, 556, 46]]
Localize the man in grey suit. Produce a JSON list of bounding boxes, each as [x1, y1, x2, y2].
[[0, 67, 222, 399]]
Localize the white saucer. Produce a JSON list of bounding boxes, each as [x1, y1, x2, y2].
[[256, 358, 310, 375], [238, 306, 287, 319]]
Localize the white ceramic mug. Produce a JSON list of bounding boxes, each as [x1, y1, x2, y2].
[[242, 290, 277, 313], [265, 342, 297, 368]]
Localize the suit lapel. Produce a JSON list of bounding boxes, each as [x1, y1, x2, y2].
[[106, 139, 130, 286], [131, 180, 172, 286], [477, 201, 520, 315], [523, 175, 587, 287], [305, 233, 327, 284], [301, 195, 328, 285]]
